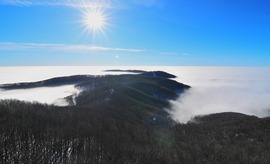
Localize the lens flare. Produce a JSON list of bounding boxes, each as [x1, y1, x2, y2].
[[78, 1, 111, 40], [83, 9, 106, 32]]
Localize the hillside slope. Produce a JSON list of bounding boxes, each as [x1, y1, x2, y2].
[[0, 71, 270, 163]]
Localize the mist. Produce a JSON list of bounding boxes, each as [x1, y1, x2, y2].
[[1, 66, 270, 117], [169, 76, 270, 123], [0, 85, 80, 106]]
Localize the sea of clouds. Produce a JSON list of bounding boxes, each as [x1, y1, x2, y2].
[[0, 66, 270, 122], [168, 67, 270, 123], [0, 85, 80, 106]]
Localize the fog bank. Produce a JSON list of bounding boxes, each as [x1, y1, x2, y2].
[[169, 72, 270, 123], [1, 66, 270, 117], [0, 85, 80, 106]]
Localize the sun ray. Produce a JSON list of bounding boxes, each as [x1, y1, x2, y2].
[[83, 9, 106, 33], [79, 1, 110, 41]]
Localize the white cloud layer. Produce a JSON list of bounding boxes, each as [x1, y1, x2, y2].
[[169, 86, 270, 123], [167, 67, 270, 123], [0, 85, 80, 106], [0, 66, 270, 120]]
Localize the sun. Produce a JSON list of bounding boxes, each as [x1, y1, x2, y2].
[[85, 11, 104, 30], [79, 1, 111, 39], [82, 9, 107, 34]]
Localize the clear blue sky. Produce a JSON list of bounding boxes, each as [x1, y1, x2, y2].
[[0, 0, 269, 66]]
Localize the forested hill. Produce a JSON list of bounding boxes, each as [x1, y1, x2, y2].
[[0, 71, 190, 128], [0, 71, 270, 163]]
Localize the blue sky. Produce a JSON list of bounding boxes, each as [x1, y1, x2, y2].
[[0, 0, 269, 66]]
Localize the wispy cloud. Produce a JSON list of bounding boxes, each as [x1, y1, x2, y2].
[[0, 0, 163, 8], [0, 0, 114, 8], [0, 42, 185, 57], [0, 42, 147, 53]]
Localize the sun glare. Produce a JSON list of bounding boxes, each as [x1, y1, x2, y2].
[[78, 1, 111, 39], [85, 11, 104, 30], [82, 9, 107, 34]]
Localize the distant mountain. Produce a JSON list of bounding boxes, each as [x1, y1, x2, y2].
[[104, 69, 147, 73], [105, 70, 177, 78], [140, 71, 177, 78]]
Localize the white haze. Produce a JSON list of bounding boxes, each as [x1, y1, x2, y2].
[[166, 67, 270, 123], [169, 86, 270, 123], [0, 66, 270, 121], [0, 85, 80, 106]]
